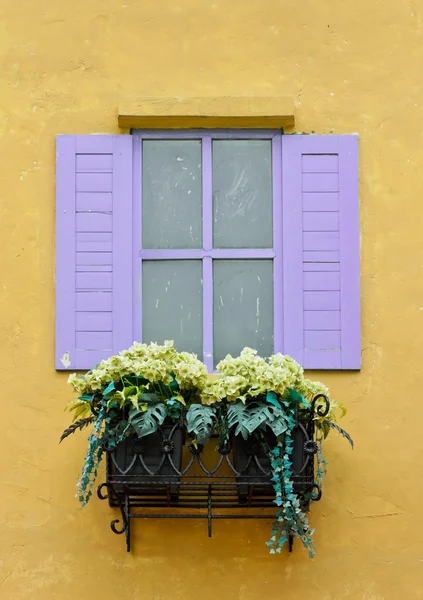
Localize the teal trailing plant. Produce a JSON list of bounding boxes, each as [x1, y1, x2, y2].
[[197, 348, 353, 557], [61, 343, 352, 557], [61, 341, 208, 506]]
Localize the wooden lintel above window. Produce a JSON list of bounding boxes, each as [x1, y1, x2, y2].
[[118, 97, 295, 129]]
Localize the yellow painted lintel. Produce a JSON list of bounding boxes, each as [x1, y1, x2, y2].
[[118, 97, 295, 129]]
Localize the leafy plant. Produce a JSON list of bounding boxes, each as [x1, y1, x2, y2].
[[186, 404, 216, 444], [62, 343, 353, 558], [129, 403, 167, 438], [321, 420, 354, 449], [266, 400, 315, 556], [59, 417, 95, 443], [228, 400, 288, 439]]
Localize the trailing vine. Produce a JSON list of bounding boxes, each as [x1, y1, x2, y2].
[[76, 402, 131, 507], [266, 396, 315, 557], [64, 342, 353, 556], [76, 402, 107, 507]]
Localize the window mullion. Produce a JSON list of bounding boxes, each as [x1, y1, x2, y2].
[[202, 136, 212, 252], [202, 256, 213, 371], [202, 136, 213, 369]]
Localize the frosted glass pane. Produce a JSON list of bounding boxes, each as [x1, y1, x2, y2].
[[212, 140, 272, 248], [143, 141, 202, 249], [213, 260, 274, 367], [142, 261, 203, 356]]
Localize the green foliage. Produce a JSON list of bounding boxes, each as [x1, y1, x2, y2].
[[66, 396, 92, 422], [63, 343, 353, 557], [67, 341, 208, 404], [266, 391, 282, 409], [76, 403, 106, 507], [287, 387, 310, 408], [165, 395, 185, 420], [266, 405, 316, 557], [322, 420, 354, 449], [59, 417, 95, 443], [186, 404, 216, 444], [227, 400, 288, 440], [129, 403, 167, 438], [76, 403, 132, 507]]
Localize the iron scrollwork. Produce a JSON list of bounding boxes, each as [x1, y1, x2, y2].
[[96, 394, 325, 552]]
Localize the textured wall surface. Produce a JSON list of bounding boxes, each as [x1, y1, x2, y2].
[[1, 1, 423, 598]]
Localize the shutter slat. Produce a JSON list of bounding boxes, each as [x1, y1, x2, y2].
[[76, 154, 113, 172], [76, 252, 113, 266], [302, 173, 338, 192], [76, 272, 113, 290], [303, 212, 339, 231], [304, 350, 342, 369], [304, 330, 341, 350], [303, 271, 340, 291], [76, 291, 113, 312], [303, 262, 340, 272], [303, 192, 339, 211], [76, 331, 113, 350], [303, 231, 339, 251], [304, 310, 341, 330], [76, 173, 113, 192], [282, 134, 360, 370], [303, 251, 340, 263], [76, 312, 113, 332], [56, 135, 133, 370], [76, 213, 112, 232], [302, 155, 339, 173], [304, 291, 340, 311], [76, 192, 113, 212]]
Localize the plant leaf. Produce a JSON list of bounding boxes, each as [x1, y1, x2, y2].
[[124, 376, 148, 387], [139, 392, 159, 403], [174, 394, 186, 406], [323, 420, 354, 449], [266, 391, 282, 409], [71, 402, 92, 422], [169, 375, 178, 391], [59, 417, 95, 443], [227, 403, 249, 440], [103, 381, 115, 396], [186, 404, 215, 444], [127, 395, 139, 410], [288, 388, 309, 407], [129, 403, 167, 437], [228, 401, 287, 439]]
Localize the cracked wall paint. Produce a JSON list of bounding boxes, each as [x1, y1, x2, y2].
[[1, 0, 423, 599]]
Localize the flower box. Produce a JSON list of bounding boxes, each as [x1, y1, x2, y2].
[[62, 342, 353, 556]]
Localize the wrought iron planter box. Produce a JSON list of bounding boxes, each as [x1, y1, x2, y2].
[[97, 401, 323, 552]]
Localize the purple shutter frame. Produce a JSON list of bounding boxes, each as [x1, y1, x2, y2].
[[56, 134, 133, 370], [282, 134, 360, 370]]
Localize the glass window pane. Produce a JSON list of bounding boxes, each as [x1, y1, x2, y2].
[[213, 260, 274, 367], [212, 140, 273, 249], [143, 141, 202, 249], [142, 260, 203, 357]]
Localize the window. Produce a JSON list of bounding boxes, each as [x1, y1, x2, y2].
[[55, 131, 360, 371], [134, 130, 282, 370]]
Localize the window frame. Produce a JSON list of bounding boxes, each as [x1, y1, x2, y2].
[[132, 129, 283, 371]]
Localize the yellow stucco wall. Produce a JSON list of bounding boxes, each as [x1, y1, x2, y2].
[[1, 1, 422, 598]]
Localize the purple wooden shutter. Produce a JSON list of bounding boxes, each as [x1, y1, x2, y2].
[[282, 135, 360, 369], [56, 135, 133, 370]]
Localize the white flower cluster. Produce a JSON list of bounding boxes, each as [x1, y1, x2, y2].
[[200, 348, 324, 406], [68, 343, 342, 419], [68, 341, 208, 396]]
